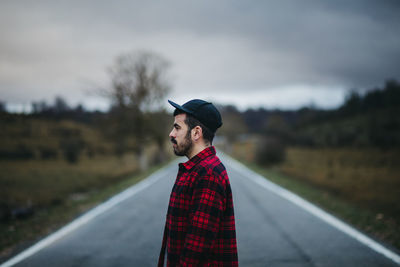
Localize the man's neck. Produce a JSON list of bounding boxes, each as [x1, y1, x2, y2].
[[187, 144, 210, 159]]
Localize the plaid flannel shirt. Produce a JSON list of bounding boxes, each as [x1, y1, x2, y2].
[[158, 146, 238, 267]]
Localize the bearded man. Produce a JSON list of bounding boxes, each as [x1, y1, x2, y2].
[[158, 99, 238, 266]]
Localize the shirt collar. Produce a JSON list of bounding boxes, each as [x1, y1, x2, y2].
[[179, 146, 216, 171]]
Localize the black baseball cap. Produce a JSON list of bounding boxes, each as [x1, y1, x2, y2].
[[168, 99, 222, 133]]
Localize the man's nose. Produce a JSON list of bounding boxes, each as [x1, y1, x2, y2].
[[169, 129, 175, 138]]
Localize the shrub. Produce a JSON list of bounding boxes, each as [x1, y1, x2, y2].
[[256, 136, 286, 166], [0, 144, 34, 160], [59, 138, 84, 163], [39, 146, 58, 159]]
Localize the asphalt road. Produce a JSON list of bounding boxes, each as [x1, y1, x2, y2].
[[3, 153, 399, 266]]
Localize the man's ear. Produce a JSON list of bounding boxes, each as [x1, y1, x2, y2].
[[192, 126, 203, 141]]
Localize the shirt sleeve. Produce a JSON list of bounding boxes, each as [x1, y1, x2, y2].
[[179, 172, 225, 266]]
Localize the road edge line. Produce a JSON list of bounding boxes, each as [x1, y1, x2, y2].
[[223, 153, 400, 265], [0, 161, 176, 267]]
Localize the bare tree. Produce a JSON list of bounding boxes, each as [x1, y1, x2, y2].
[[108, 50, 170, 112], [105, 50, 171, 170]]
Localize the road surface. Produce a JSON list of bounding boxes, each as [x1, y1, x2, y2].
[[2, 153, 399, 266]]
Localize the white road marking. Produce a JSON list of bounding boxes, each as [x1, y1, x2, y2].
[[0, 162, 175, 267], [223, 154, 400, 265]]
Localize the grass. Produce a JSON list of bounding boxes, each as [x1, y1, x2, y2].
[[0, 154, 170, 262], [226, 143, 400, 251], [0, 154, 139, 209], [280, 148, 400, 216]]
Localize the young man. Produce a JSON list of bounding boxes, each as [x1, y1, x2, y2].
[[158, 99, 238, 266]]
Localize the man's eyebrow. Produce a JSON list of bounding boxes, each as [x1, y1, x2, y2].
[[174, 123, 181, 128]]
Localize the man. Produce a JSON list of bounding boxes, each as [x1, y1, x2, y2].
[[158, 99, 238, 266]]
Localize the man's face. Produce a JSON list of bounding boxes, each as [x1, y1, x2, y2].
[[169, 113, 193, 157]]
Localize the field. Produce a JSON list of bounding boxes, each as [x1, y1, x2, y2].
[[228, 141, 400, 249], [280, 148, 400, 219], [1, 154, 138, 210]]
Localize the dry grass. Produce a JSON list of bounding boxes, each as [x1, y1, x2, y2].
[[280, 148, 400, 219], [229, 137, 258, 163], [0, 154, 139, 209]]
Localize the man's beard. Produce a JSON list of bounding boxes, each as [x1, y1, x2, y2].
[[171, 130, 193, 157]]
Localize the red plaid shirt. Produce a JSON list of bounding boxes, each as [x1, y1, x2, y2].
[[158, 146, 238, 266]]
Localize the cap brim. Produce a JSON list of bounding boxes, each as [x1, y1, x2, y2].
[[168, 100, 192, 114]]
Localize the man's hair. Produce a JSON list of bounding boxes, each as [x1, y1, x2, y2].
[[174, 109, 215, 145]]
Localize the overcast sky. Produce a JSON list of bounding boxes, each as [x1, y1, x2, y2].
[[1, 0, 399, 112]]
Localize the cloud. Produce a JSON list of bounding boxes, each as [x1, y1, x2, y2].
[[0, 0, 399, 110]]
